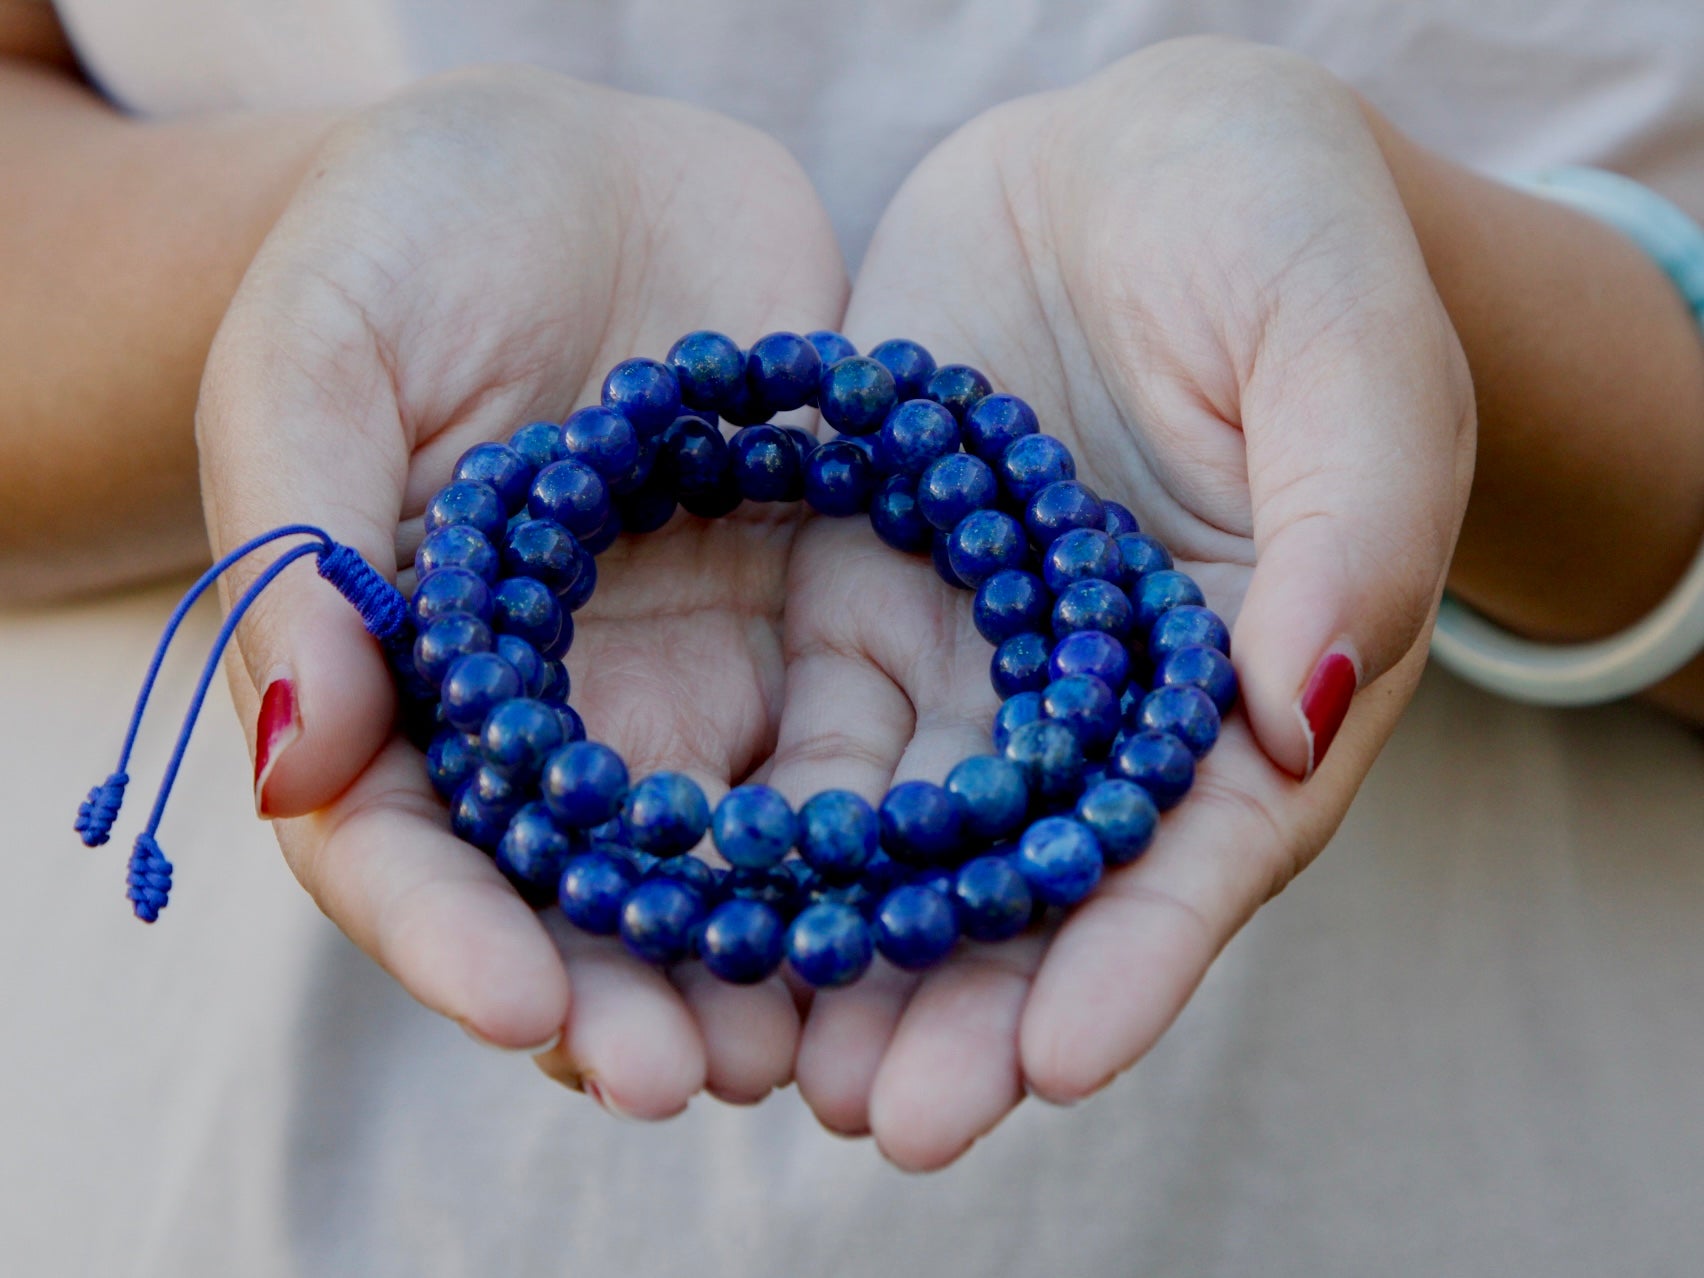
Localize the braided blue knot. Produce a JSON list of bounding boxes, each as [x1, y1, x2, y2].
[[316, 542, 408, 640], [127, 833, 173, 923], [74, 772, 128, 846]]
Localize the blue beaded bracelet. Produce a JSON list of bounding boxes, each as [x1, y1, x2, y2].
[[78, 333, 1236, 990]]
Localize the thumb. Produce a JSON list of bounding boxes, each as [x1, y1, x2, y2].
[[1231, 290, 1475, 779]]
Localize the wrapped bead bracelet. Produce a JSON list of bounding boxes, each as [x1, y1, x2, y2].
[[77, 331, 1235, 990]]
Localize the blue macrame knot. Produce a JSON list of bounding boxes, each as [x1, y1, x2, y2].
[[316, 542, 408, 640], [74, 772, 128, 847], [127, 833, 174, 923]]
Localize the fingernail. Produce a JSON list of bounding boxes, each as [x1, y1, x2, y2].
[[460, 1022, 563, 1056], [1297, 646, 1359, 779], [584, 1076, 637, 1120], [254, 676, 300, 817]]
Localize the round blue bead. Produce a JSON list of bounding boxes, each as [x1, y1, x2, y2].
[[454, 441, 533, 514], [803, 438, 878, 516], [467, 761, 523, 811], [559, 552, 597, 612], [502, 519, 586, 597], [807, 330, 857, 366], [577, 508, 623, 555], [952, 854, 1033, 942], [797, 789, 880, 882], [1015, 816, 1103, 906], [1137, 684, 1221, 757], [619, 878, 706, 966], [492, 576, 564, 653], [1075, 779, 1158, 867], [879, 780, 963, 867], [553, 702, 587, 745], [424, 479, 507, 547], [561, 405, 640, 483], [873, 885, 959, 971], [782, 426, 818, 465], [413, 613, 494, 688], [1053, 578, 1135, 641], [645, 852, 721, 899], [868, 338, 937, 401], [1132, 570, 1207, 635], [659, 415, 729, 493], [869, 476, 933, 554], [946, 508, 1026, 586], [493, 634, 545, 698], [1026, 480, 1107, 549], [992, 690, 1046, 753], [724, 864, 804, 918], [536, 657, 571, 705], [1111, 532, 1173, 590], [1157, 645, 1239, 716], [1149, 605, 1231, 662], [1042, 673, 1121, 755], [712, 784, 799, 869], [876, 399, 960, 477], [1048, 629, 1130, 691], [612, 469, 679, 535], [1042, 528, 1119, 593], [480, 697, 565, 779], [425, 729, 482, 801], [930, 531, 970, 589], [997, 434, 1075, 507], [746, 331, 822, 413], [623, 771, 711, 858], [962, 393, 1039, 463], [730, 424, 804, 502], [496, 802, 574, 905], [450, 785, 514, 852], [439, 651, 521, 732], [411, 567, 492, 627], [923, 363, 993, 422], [918, 452, 998, 531], [678, 471, 744, 520], [1108, 730, 1196, 809], [700, 898, 786, 984], [1102, 500, 1141, 537], [945, 754, 1029, 843], [509, 419, 568, 472], [667, 330, 746, 413], [601, 357, 682, 438], [605, 427, 658, 498], [558, 849, 638, 935], [991, 632, 1052, 698], [528, 459, 611, 540], [786, 901, 875, 988], [818, 356, 897, 437], [973, 569, 1050, 644], [1002, 718, 1087, 806], [416, 524, 500, 585], [541, 740, 630, 828]]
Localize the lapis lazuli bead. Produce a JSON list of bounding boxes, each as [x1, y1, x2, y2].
[[659, 415, 729, 493], [952, 854, 1033, 942], [541, 740, 630, 828], [868, 338, 937, 401], [797, 789, 879, 882], [425, 729, 482, 801], [724, 864, 803, 917], [1042, 528, 1119, 593], [494, 634, 545, 698], [1138, 684, 1221, 757], [946, 508, 1027, 586], [1103, 500, 1140, 537], [1026, 480, 1106, 549], [415, 524, 500, 585], [562, 406, 641, 483], [559, 552, 597, 613], [730, 424, 804, 502], [807, 330, 857, 366], [1052, 578, 1135, 641], [645, 851, 720, 899], [529, 459, 611, 540], [1149, 605, 1231, 662], [712, 784, 799, 869], [502, 519, 585, 598], [818, 356, 898, 437], [991, 632, 1052, 698], [1015, 816, 1103, 906], [424, 479, 508, 547], [872, 884, 958, 971], [876, 399, 960, 477], [973, 569, 1050, 645], [1075, 778, 1158, 867], [803, 438, 878, 516], [678, 471, 744, 521], [451, 785, 514, 852], [1108, 730, 1196, 809], [454, 441, 533, 514], [1042, 673, 1121, 756], [411, 567, 492, 628], [414, 612, 495, 688], [667, 330, 746, 413], [945, 754, 1030, 843], [869, 476, 933, 554], [558, 849, 638, 935], [746, 331, 822, 413], [992, 690, 1046, 753], [917, 452, 998, 532], [962, 393, 1039, 463], [1049, 629, 1130, 692], [468, 760, 523, 812], [495, 801, 574, 906], [1002, 717, 1088, 806], [553, 702, 587, 745], [619, 877, 706, 966], [923, 363, 993, 422], [1157, 645, 1239, 716], [605, 428, 657, 497], [613, 471, 678, 535], [879, 780, 964, 867], [439, 651, 521, 731], [786, 901, 875, 988], [602, 357, 682, 438], [997, 434, 1076, 507], [510, 419, 569, 472], [536, 657, 571, 705], [700, 897, 786, 984], [480, 697, 565, 779], [1132, 571, 1208, 637], [623, 771, 711, 858], [930, 531, 970, 589], [492, 576, 564, 653], [1110, 532, 1172, 592]]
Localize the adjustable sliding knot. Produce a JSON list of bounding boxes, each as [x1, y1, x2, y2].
[[127, 833, 173, 923], [315, 541, 408, 640], [74, 772, 128, 846]]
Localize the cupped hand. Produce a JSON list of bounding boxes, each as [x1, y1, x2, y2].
[[774, 37, 1475, 1167], [197, 67, 847, 1115]]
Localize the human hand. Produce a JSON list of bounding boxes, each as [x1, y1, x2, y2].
[[197, 68, 847, 1115], [775, 37, 1475, 1167]]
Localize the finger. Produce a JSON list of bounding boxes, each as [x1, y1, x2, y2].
[[793, 964, 920, 1135], [672, 966, 800, 1105]]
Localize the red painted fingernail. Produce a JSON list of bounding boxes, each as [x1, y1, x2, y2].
[[254, 677, 300, 817], [1297, 650, 1358, 778]]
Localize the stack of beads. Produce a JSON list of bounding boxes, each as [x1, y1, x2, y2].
[[394, 331, 1235, 988]]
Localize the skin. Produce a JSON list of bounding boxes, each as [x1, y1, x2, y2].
[[3, 11, 1700, 1166]]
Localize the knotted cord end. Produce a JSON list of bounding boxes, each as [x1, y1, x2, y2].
[[127, 833, 173, 923], [316, 542, 409, 641], [74, 772, 129, 847]]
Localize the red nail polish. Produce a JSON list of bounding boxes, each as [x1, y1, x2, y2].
[[1298, 651, 1357, 777], [254, 677, 299, 816]]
